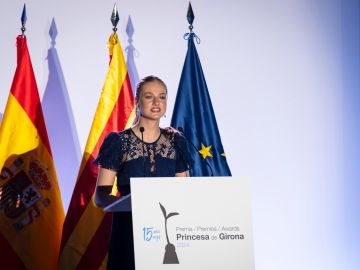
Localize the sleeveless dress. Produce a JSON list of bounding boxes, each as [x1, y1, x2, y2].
[[94, 128, 193, 269]]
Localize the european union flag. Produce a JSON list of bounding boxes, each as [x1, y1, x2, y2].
[[171, 33, 232, 176]]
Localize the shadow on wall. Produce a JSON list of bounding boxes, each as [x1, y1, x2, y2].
[[125, 15, 140, 96], [41, 18, 81, 213]]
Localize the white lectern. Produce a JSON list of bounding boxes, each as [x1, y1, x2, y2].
[[103, 177, 254, 270]]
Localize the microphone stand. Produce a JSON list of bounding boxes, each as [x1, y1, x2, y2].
[[140, 127, 146, 177]]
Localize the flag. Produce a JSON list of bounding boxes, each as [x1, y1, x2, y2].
[[42, 18, 81, 213], [59, 32, 135, 269], [0, 35, 64, 269], [171, 33, 232, 176]]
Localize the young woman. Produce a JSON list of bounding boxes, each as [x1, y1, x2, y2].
[[94, 75, 193, 269]]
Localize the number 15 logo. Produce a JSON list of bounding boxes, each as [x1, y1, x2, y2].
[[143, 227, 153, 241]]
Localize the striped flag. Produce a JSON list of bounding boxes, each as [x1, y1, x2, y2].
[[58, 32, 135, 269], [0, 35, 64, 269]]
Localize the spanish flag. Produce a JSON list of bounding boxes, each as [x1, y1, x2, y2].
[[59, 33, 135, 269], [0, 36, 64, 269]]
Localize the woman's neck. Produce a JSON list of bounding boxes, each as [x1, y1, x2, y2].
[[132, 119, 161, 143]]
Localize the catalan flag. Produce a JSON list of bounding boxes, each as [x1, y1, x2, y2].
[[0, 35, 64, 269], [58, 32, 135, 269]]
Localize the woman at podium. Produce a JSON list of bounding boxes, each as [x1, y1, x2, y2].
[[93, 75, 193, 270]]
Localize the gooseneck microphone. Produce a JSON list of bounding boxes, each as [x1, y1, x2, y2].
[[139, 127, 146, 177], [177, 127, 214, 176]]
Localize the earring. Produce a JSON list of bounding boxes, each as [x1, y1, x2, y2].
[[163, 114, 166, 118]]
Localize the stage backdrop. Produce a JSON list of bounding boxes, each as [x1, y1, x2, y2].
[[0, 1, 359, 270]]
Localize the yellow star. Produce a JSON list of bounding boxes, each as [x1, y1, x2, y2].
[[221, 153, 226, 157], [198, 143, 213, 159]]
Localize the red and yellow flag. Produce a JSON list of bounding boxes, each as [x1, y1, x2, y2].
[[59, 33, 135, 269], [0, 36, 64, 269]]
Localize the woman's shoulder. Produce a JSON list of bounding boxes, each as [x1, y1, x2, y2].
[[161, 127, 181, 136], [95, 129, 132, 168], [103, 129, 132, 144], [161, 127, 187, 144], [161, 128, 194, 170], [108, 128, 131, 137], [161, 127, 181, 139]]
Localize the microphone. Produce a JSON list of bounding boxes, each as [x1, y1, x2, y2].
[[177, 127, 214, 176], [140, 127, 146, 177]]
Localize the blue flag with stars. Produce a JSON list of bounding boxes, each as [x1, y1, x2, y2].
[[171, 33, 231, 176]]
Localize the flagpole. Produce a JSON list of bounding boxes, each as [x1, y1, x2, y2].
[[184, 2, 200, 43], [21, 4, 26, 37], [187, 2, 194, 34], [111, 4, 119, 33]]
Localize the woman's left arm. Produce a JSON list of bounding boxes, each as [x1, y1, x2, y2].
[[172, 128, 193, 177]]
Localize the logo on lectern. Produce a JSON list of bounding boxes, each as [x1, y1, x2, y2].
[[159, 202, 180, 264]]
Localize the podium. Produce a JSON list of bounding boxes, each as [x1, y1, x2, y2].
[[106, 177, 255, 270], [104, 193, 131, 212]]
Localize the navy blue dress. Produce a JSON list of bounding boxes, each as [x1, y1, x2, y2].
[[95, 128, 193, 269]]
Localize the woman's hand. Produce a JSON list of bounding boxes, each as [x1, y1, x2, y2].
[[94, 167, 118, 208], [175, 171, 189, 177]]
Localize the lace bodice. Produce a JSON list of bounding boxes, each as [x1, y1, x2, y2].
[[94, 128, 193, 195]]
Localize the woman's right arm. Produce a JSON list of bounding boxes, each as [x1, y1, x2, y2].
[[94, 167, 118, 208]]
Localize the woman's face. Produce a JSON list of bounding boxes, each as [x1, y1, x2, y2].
[[137, 81, 167, 121]]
